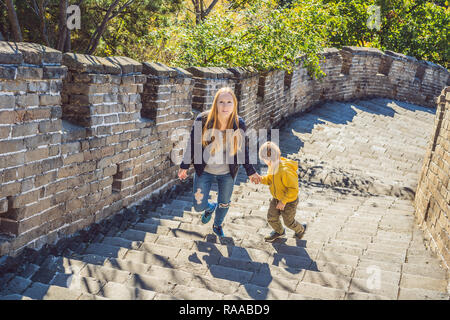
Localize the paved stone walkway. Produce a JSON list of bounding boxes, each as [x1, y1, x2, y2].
[[0, 98, 448, 300]]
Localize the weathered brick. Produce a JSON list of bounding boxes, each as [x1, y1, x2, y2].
[[0, 126, 10, 139], [38, 120, 61, 133], [0, 94, 16, 108], [34, 171, 57, 188], [40, 94, 61, 106], [0, 66, 16, 80], [43, 66, 67, 80], [1, 80, 27, 92], [23, 108, 52, 121], [8, 189, 40, 208], [0, 181, 21, 198], [1, 167, 18, 183], [0, 152, 25, 167], [16, 94, 39, 107], [0, 110, 17, 124], [16, 67, 43, 80], [0, 139, 25, 154], [28, 81, 49, 92], [24, 147, 49, 162], [12, 123, 39, 138]]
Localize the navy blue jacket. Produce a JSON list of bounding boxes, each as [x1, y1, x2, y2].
[[179, 111, 257, 179]]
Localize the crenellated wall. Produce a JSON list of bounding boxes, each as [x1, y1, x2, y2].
[[0, 41, 448, 257], [414, 87, 450, 269]]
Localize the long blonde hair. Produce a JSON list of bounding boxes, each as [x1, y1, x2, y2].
[[201, 87, 243, 156]]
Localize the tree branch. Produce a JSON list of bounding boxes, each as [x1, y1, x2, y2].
[[108, 0, 136, 21], [86, 0, 121, 54], [29, 0, 39, 15], [204, 0, 219, 17], [192, 0, 200, 24], [5, 0, 23, 42], [200, 0, 204, 20], [38, 0, 50, 47], [206, 45, 232, 64], [57, 0, 68, 51]]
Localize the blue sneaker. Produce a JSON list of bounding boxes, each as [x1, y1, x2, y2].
[[213, 225, 225, 237], [201, 203, 217, 224]]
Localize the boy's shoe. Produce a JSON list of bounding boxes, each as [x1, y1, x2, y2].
[[294, 223, 307, 240], [201, 203, 217, 224], [212, 225, 225, 237], [264, 230, 285, 242]]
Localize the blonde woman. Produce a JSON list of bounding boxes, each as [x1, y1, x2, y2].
[[178, 87, 261, 237]]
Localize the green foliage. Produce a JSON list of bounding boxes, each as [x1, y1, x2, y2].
[[378, 0, 449, 68], [1, 0, 447, 70], [168, 0, 330, 78], [89, 0, 183, 59], [323, 0, 449, 68]]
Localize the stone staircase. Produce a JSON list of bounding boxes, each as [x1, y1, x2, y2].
[[0, 98, 449, 300]]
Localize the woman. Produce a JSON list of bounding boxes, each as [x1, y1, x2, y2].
[[178, 87, 261, 237]]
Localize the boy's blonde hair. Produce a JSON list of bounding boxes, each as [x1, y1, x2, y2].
[[259, 141, 281, 163]]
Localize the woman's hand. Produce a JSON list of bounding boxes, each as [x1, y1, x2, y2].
[[178, 168, 188, 180], [249, 173, 261, 184]]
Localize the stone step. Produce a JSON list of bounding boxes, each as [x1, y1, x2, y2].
[[98, 281, 158, 300], [401, 262, 448, 280], [348, 277, 400, 299], [397, 287, 450, 300], [0, 294, 34, 300], [399, 273, 448, 292], [294, 281, 347, 300], [22, 282, 96, 300], [36, 253, 229, 300], [65, 229, 370, 299], [98, 234, 319, 275], [0, 276, 33, 296], [344, 291, 391, 300]]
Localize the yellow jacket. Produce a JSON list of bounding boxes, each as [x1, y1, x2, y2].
[[260, 157, 299, 204]]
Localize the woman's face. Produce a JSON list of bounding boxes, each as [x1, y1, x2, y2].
[[216, 92, 234, 120]]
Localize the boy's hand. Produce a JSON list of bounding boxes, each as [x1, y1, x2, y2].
[[276, 201, 286, 210], [178, 168, 188, 180], [249, 173, 261, 184]]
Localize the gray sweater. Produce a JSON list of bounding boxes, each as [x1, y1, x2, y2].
[[204, 141, 230, 175]]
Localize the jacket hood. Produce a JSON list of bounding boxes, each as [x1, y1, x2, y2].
[[280, 157, 298, 172], [268, 157, 298, 175]]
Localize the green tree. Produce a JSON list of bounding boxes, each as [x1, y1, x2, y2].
[[322, 0, 449, 68], [169, 0, 330, 77]]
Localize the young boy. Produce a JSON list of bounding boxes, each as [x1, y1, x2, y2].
[[258, 141, 306, 242]]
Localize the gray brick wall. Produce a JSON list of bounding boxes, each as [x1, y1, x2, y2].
[[415, 86, 450, 269]]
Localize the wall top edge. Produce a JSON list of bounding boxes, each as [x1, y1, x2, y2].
[[342, 46, 384, 56], [318, 48, 341, 58], [186, 66, 234, 79], [0, 41, 61, 65], [63, 53, 142, 74], [0, 41, 448, 77], [142, 62, 193, 78], [227, 66, 259, 79]]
